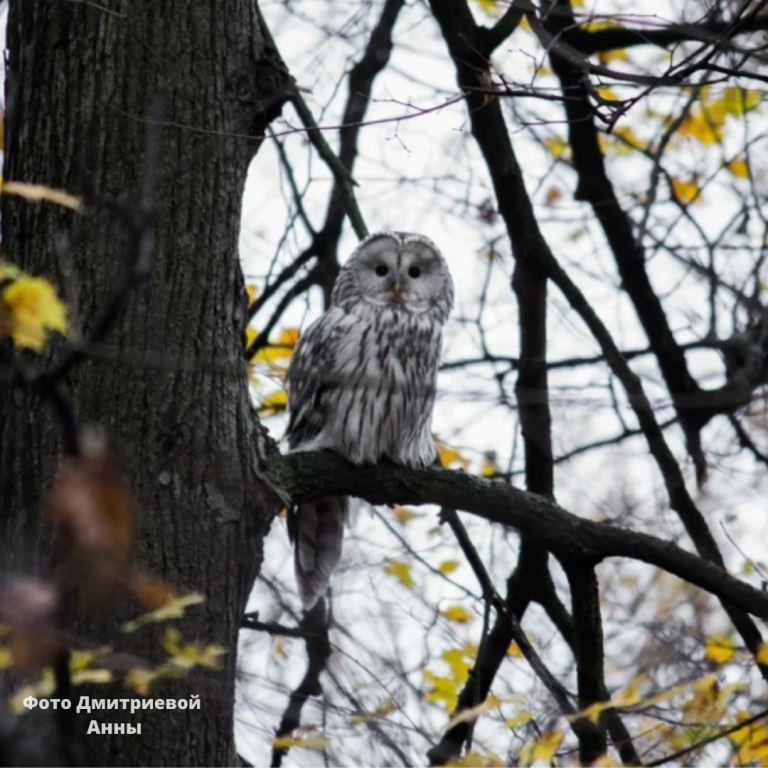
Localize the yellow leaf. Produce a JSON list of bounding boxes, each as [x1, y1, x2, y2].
[[446, 697, 498, 729], [677, 110, 723, 144], [682, 675, 724, 723], [392, 506, 423, 524], [708, 86, 763, 120], [162, 627, 226, 670], [0, 261, 22, 281], [442, 647, 472, 684], [350, 698, 397, 724], [245, 284, 259, 306], [121, 592, 205, 633], [612, 125, 646, 150], [671, 177, 700, 204], [255, 328, 299, 362], [446, 751, 504, 767], [507, 641, 523, 657], [544, 136, 570, 159], [757, 641, 768, 664], [69, 648, 110, 672], [596, 86, 618, 101], [726, 158, 749, 178], [384, 560, 416, 589], [506, 711, 534, 727], [582, 19, 622, 33], [440, 605, 474, 624], [730, 713, 768, 764], [611, 676, 645, 708], [436, 441, 470, 469], [272, 735, 329, 751], [71, 668, 113, 685], [250, 327, 300, 372], [479, 450, 499, 476], [0, 647, 12, 669], [0, 180, 84, 212], [473, 0, 501, 18], [532, 730, 564, 763], [257, 389, 288, 417], [591, 755, 622, 768], [125, 666, 157, 695], [574, 699, 612, 726], [1, 275, 69, 350], [438, 559, 459, 575], [277, 327, 300, 346], [486, 693, 502, 708], [69, 650, 94, 672], [423, 670, 459, 710], [598, 48, 628, 64], [705, 634, 736, 663], [598, 125, 646, 156], [10, 668, 56, 714], [739, 88, 763, 112]]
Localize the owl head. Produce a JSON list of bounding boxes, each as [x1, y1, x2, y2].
[[331, 232, 454, 321]]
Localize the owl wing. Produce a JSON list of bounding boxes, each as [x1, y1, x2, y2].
[[286, 306, 356, 450]]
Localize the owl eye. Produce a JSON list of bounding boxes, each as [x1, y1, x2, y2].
[[375, 264, 389, 277], [408, 266, 421, 278]]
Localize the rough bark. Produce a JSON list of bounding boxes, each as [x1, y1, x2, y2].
[[0, 2, 289, 764]]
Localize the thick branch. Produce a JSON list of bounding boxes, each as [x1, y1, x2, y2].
[[562, 562, 608, 763], [573, 17, 768, 54], [266, 451, 768, 620]]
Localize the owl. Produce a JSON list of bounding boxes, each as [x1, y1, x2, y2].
[[286, 231, 454, 610]]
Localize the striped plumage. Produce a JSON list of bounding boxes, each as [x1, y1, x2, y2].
[[286, 232, 454, 610]]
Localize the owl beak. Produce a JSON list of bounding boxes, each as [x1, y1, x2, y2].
[[391, 281, 403, 302]]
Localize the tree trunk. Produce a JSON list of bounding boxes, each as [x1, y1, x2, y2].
[[0, 2, 289, 764]]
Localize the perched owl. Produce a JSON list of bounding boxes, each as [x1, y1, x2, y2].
[[286, 231, 454, 610]]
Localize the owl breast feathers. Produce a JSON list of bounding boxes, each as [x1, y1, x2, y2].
[[286, 231, 454, 467], [285, 231, 453, 610]]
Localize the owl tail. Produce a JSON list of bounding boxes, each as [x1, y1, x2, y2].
[[290, 496, 348, 611]]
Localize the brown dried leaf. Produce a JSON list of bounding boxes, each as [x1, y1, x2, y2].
[[130, 570, 177, 611], [45, 430, 137, 610]]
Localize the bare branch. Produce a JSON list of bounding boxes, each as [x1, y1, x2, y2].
[[266, 450, 768, 621]]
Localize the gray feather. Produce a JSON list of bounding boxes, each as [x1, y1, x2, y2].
[[292, 496, 347, 610], [285, 231, 453, 608]]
